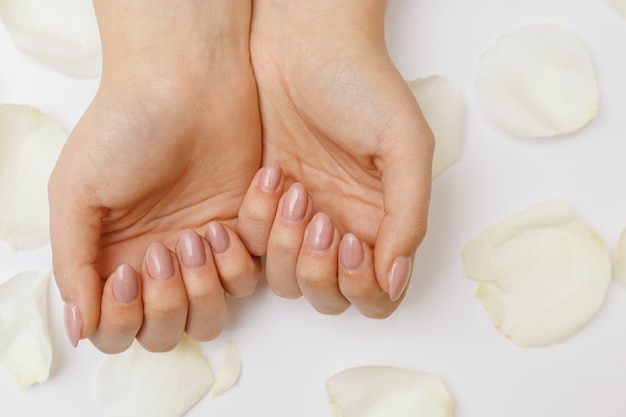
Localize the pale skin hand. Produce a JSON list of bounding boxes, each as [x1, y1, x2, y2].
[[48, 0, 262, 353], [239, 0, 434, 318]]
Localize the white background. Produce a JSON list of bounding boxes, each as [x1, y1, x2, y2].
[[2, 0, 626, 416]]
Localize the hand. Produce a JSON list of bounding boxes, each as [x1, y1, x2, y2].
[[240, 0, 434, 318], [49, 0, 262, 353]]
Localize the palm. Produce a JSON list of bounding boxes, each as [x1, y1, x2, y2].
[[252, 40, 424, 248], [55, 80, 261, 277]]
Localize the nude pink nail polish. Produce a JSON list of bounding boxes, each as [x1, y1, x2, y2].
[[179, 229, 206, 268], [112, 264, 138, 304], [306, 213, 333, 251], [146, 242, 175, 280], [339, 233, 364, 271], [282, 183, 307, 221], [206, 222, 230, 254], [64, 303, 82, 348], [259, 160, 281, 192], [388, 257, 411, 302]]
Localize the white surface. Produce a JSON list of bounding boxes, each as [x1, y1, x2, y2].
[[2, 0, 626, 416]]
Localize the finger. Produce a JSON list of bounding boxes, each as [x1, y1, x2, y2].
[[136, 242, 188, 352], [88, 264, 143, 353], [374, 99, 434, 301], [177, 229, 229, 341], [265, 183, 314, 298], [206, 222, 261, 298], [49, 167, 104, 347], [296, 212, 349, 314], [237, 160, 284, 256], [338, 233, 398, 318]]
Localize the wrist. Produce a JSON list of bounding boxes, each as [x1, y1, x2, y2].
[[93, 0, 252, 82], [252, 0, 387, 42]]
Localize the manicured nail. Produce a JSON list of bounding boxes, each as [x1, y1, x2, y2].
[[179, 229, 206, 268], [388, 257, 411, 302], [259, 160, 281, 192], [282, 183, 307, 221], [206, 221, 230, 254], [306, 213, 333, 251], [64, 303, 82, 348], [146, 242, 175, 280], [339, 233, 364, 271], [112, 264, 138, 304]]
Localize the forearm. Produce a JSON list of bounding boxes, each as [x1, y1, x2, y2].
[[92, 0, 252, 80], [251, 0, 388, 44]]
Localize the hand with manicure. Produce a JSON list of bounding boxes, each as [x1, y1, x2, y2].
[[49, 0, 434, 353]]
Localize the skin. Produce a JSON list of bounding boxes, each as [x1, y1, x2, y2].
[[48, 0, 262, 353], [48, 0, 434, 352], [238, 0, 434, 317]]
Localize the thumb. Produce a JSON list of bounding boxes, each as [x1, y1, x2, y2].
[[49, 169, 105, 347], [374, 110, 434, 302]]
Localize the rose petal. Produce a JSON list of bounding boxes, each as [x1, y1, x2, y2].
[[408, 75, 466, 177], [608, 0, 626, 19], [462, 200, 612, 346], [211, 339, 242, 398], [0, 269, 52, 389], [614, 227, 626, 285], [97, 335, 215, 417], [326, 366, 454, 417], [0, 0, 101, 78], [0, 104, 67, 251], [474, 24, 599, 138]]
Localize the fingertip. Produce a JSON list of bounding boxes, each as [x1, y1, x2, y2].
[[237, 160, 285, 256], [176, 229, 229, 341], [111, 264, 139, 304], [55, 264, 103, 347], [88, 264, 143, 353], [63, 302, 82, 348], [387, 256, 411, 302], [337, 233, 396, 318], [206, 222, 261, 298], [373, 211, 426, 296]]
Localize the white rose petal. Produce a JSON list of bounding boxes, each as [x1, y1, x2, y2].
[[0, 269, 52, 389], [326, 366, 454, 417], [408, 75, 466, 177], [615, 228, 626, 285], [0, 104, 67, 251], [462, 200, 611, 347], [608, 0, 626, 19], [211, 339, 242, 398], [0, 0, 101, 78], [474, 24, 599, 138], [97, 335, 214, 417]]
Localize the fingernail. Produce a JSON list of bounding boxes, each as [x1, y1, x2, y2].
[[146, 242, 175, 280], [282, 183, 307, 221], [339, 233, 364, 271], [388, 257, 411, 302], [112, 264, 138, 303], [179, 229, 206, 268], [259, 160, 281, 192], [306, 213, 333, 251], [64, 303, 82, 348], [206, 221, 230, 254]]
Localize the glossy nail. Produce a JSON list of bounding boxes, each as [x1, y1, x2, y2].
[[306, 213, 333, 251], [206, 222, 230, 254], [259, 160, 281, 193], [146, 242, 175, 280], [388, 257, 411, 301], [179, 229, 206, 268], [282, 183, 307, 221], [112, 264, 138, 304], [339, 233, 364, 271], [64, 303, 82, 348]]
